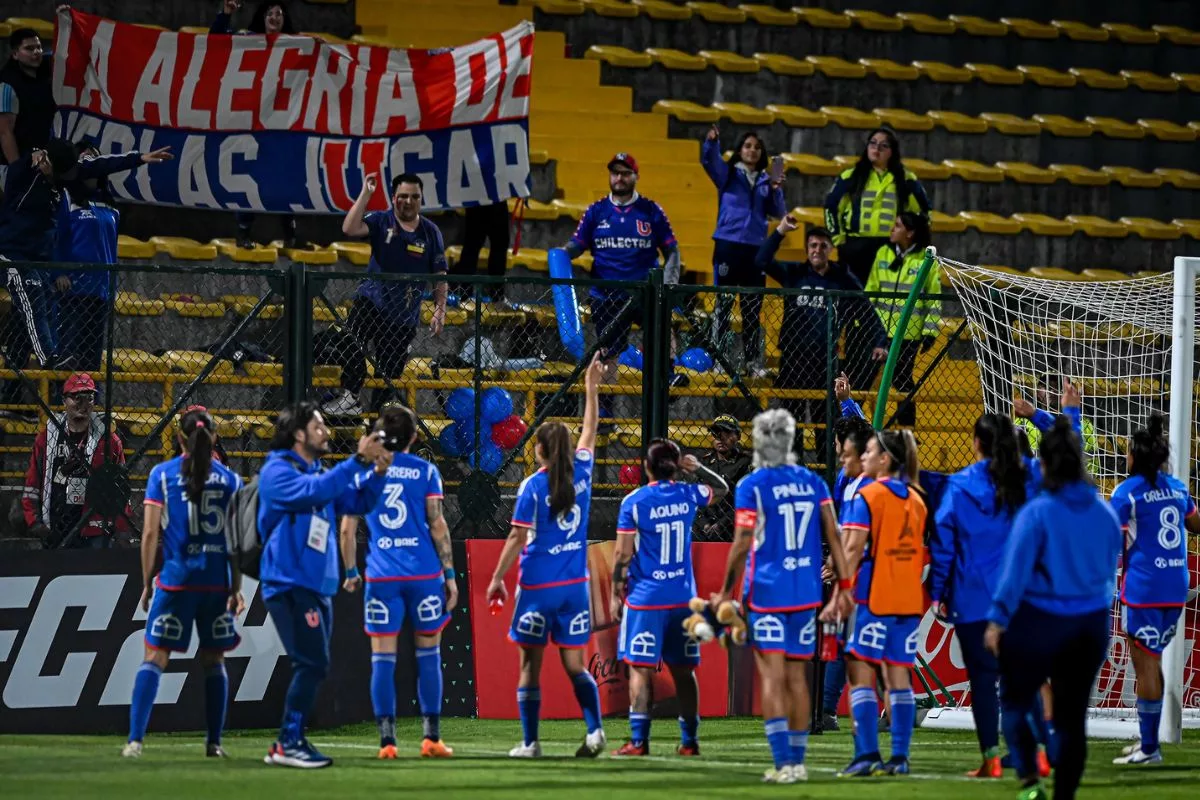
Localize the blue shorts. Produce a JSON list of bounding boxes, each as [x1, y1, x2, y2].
[[364, 578, 450, 637], [618, 605, 700, 667], [590, 292, 643, 359], [1122, 605, 1182, 656], [509, 581, 591, 648], [749, 608, 818, 660], [845, 604, 921, 667], [145, 588, 239, 653]]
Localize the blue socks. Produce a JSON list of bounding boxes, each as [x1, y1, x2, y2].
[[517, 687, 541, 746], [1030, 691, 1058, 764], [371, 652, 398, 745], [128, 661, 162, 743], [416, 646, 443, 741], [789, 730, 809, 766], [204, 663, 228, 746], [850, 686, 879, 758], [764, 717, 790, 769], [1138, 698, 1163, 754], [571, 671, 602, 734], [888, 688, 915, 760], [679, 716, 699, 747], [1002, 697, 1038, 778], [630, 711, 650, 746]]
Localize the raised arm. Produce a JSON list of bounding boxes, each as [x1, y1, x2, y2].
[[576, 353, 604, 454], [342, 173, 377, 238], [700, 127, 728, 188], [680, 453, 729, 504]]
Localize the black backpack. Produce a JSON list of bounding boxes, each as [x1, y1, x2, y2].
[[225, 476, 265, 579]]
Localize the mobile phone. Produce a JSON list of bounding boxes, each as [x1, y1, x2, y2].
[[769, 155, 784, 183]]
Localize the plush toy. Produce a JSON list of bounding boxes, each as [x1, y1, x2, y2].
[[681, 597, 748, 648]]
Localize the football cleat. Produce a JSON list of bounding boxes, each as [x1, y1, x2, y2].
[[263, 742, 281, 765], [421, 738, 454, 758], [576, 728, 607, 758], [790, 764, 808, 782], [1119, 741, 1142, 757], [205, 744, 229, 758], [272, 740, 333, 769], [965, 755, 1002, 778], [121, 742, 143, 759], [878, 756, 910, 775], [761, 766, 797, 784], [1017, 782, 1049, 800], [612, 741, 649, 756], [378, 744, 398, 760], [1036, 748, 1052, 778], [1112, 748, 1162, 765], [509, 741, 543, 758], [837, 753, 883, 777], [677, 742, 700, 757]]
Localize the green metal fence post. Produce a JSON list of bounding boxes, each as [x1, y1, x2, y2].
[[871, 247, 937, 430]]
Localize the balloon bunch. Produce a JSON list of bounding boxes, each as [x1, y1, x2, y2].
[[439, 386, 528, 474]]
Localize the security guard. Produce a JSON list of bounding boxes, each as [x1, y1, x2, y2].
[[694, 415, 751, 540]]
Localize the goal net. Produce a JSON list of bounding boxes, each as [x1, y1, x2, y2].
[[925, 255, 1200, 741]]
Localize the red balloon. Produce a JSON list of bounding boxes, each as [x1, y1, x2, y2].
[[491, 414, 528, 450], [619, 464, 643, 486]]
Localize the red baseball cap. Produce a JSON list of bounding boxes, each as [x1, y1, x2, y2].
[[63, 373, 96, 394], [607, 152, 639, 174]]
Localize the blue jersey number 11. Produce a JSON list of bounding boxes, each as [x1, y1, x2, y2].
[[656, 520, 687, 565]]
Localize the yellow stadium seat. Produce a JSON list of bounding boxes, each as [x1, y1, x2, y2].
[[699, 50, 760, 73], [1101, 22, 1160, 44], [912, 61, 973, 83], [930, 210, 968, 233], [162, 350, 234, 376], [149, 236, 218, 260], [926, 110, 988, 133], [516, 200, 559, 221], [651, 99, 720, 123], [117, 235, 157, 260], [979, 113, 1041, 135], [529, 149, 550, 165], [1047, 164, 1110, 186], [211, 238, 279, 263], [178, 26, 210, 34], [112, 348, 170, 373], [896, 12, 957, 34], [711, 102, 774, 124], [1028, 266, 1085, 281], [512, 249, 549, 272], [1119, 70, 1177, 92], [819, 106, 879, 128], [167, 296, 227, 318], [274, 244, 338, 265], [793, 7, 851, 29], [581, 0, 639, 18], [959, 211, 1022, 235], [859, 59, 919, 81], [943, 159, 1005, 183], [872, 108, 934, 131], [995, 161, 1057, 184], [767, 104, 827, 128], [1080, 268, 1132, 281], [1032, 115, 1093, 137], [965, 63, 1025, 86], [1017, 65, 1077, 88], [331, 241, 371, 266], [686, 2, 745, 22], [645, 48, 707, 70], [1173, 219, 1200, 240], [1000, 17, 1059, 39], [844, 9, 903, 31], [1171, 73, 1200, 93], [551, 199, 589, 219], [805, 56, 867, 79], [6, 18, 53, 38], [754, 53, 814, 76], [1064, 215, 1128, 238], [1084, 116, 1146, 139], [781, 153, 841, 176], [738, 4, 798, 25], [789, 207, 826, 228], [1011, 213, 1077, 236], [585, 45, 653, 68], [1068, 67, 1128, 90], [1137, 119, 1197, 142], [631, 0, 692, 20], [1050, 20, 1109, 41], [1119, 217, 1182, 240], [1099, 166, 1163, 188], [1156, 168, 1200, 189], [947, 15, 1009, 36], [899, 158, 951, 180], [1152, 25, 1200, 45]]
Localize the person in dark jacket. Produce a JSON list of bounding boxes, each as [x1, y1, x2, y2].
[[755, 218, 886, 465], [986, 418, 1122, 800], [0, 27, 55, 175], [702, 126, 785, 376], [692, 414, 751, 540]]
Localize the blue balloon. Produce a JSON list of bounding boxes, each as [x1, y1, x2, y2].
[[468, 439, 504, 474], [678, 348, 713, 372], [618, 345, 644, 370], [454, 421, 478, 455], [480, 386, 514, 423], [549, 248, 585, 359], [439, 423, 464, 457], [444, 387, 475, 421]]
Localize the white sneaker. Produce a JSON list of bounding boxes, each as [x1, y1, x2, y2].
[[509, 741, 543, 758], [762, 766, 797, 784], [1113, 747, 1162, 765], [790, 764, 808, 782], [121, 741, 143, 758], [1120, 740, 1142, 756], [576, 728, 606, 758], [320, 388, 362, 418]]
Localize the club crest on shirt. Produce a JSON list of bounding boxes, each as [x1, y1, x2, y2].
[[636, 219, 652, 236]]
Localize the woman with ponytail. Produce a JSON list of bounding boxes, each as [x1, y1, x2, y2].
[[930, 413, 1044, 779], [486, 354, 608, 758], [124, 408, 244, 759], [1110, 414, 1200, 766]]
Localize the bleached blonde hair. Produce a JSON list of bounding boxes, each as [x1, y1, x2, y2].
[[752, 408, 797, 468]]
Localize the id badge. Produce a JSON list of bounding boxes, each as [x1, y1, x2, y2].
[[307, 515, 330, 553], [66, 477, 87, 505]]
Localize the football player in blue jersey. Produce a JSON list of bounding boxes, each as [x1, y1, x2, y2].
[[339, 405, 458, 760], [487, 354, 608, 758], [123, 408, 243, 759], [609, 438, 729, 756], [1110, 414, 1200, 765], [563, 154, 680, 426], [712, 409, 854, 783]]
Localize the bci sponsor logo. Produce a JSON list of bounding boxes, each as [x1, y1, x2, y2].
[[587, 653, 663, 688]]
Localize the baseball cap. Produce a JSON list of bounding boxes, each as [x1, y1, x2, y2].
[[63, 373, 96, 395], [710, 414, 740, 435], [607, 152, 639, 174]]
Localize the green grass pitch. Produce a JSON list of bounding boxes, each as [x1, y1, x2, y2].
[[3, 719, 1199, 798]]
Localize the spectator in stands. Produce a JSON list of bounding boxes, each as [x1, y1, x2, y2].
[[451, 201, 511, 307], [692, 414, 751, 540], [756, 217, 886, 463], [211, 1, 302, 249], [23, 373, 131, 549], [823, 128, 930, 286], [864, 212, 940, 427], [1014, 378, 1097, 464], [701, 126, 786, 376], [339, 172, 447, 414], [0, 27, 55, 186]]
